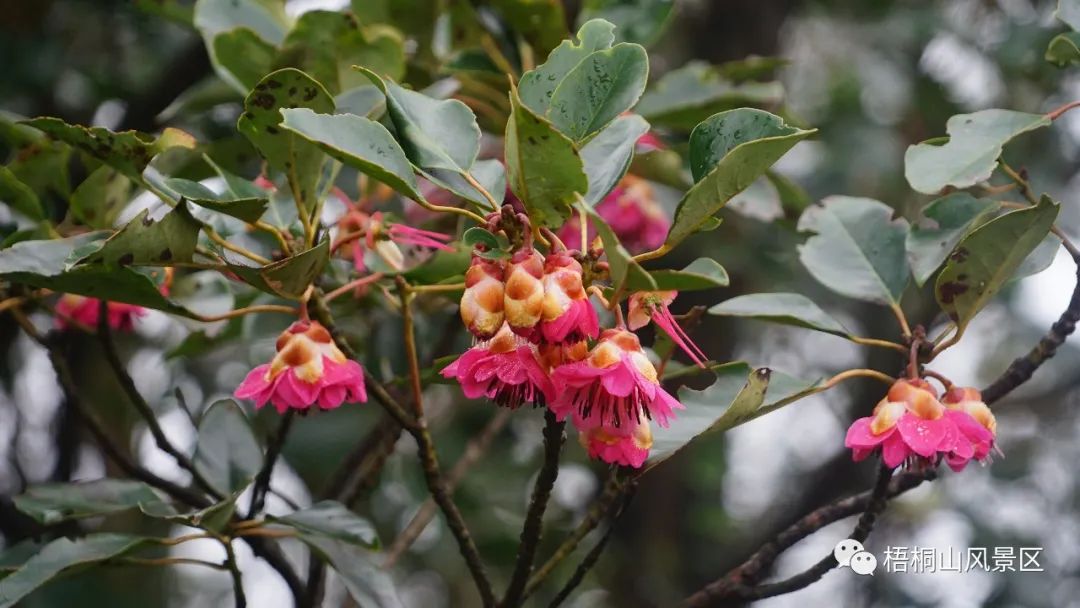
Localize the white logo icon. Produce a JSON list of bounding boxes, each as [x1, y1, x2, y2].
[[834, 539, 877, 575]]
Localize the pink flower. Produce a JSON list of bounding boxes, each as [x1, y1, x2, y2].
[[460, 254, 505, 340], [235, 320, 367, 413], [556, 176, 669, 254], [941, 387, 997, 471], [441, 323, 554, 408], [845, 379, 992, 470], [336, 209, 452, 274], [635, 131, 666, 152], [550, 329, 683, 431], [627, 291, 707, 367], [504, 248, 545, 339], [540, 251, 598, 344], [55, 294, 145, 332], [577, 414, 652, 468]]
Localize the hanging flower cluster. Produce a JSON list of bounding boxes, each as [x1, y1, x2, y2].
[[442, 218, 702, 469], [845, 379, 996, 471], [235, 320, 367, 414]]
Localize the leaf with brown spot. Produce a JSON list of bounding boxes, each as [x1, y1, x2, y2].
[[75, 203, 201, 268]]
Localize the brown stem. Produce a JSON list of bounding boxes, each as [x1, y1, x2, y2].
[[247, 410, 295, 517]]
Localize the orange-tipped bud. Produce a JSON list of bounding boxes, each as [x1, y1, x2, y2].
[[460, 256, 505, 339], [887, 378, 944, 420], [943, 387, 997, 435], [504, 248, 545, 337]]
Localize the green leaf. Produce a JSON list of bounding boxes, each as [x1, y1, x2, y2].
[[506, 87, 588, 229], [400, 244, 471, 285], [462, 227, 501, 250], [581, 114, 649, 206], [238, 69, 335, 215], [797, 196, 910, 306], [666, 109, 814, 247], [906, 193, 1000, 286], [194, 0, 289, 92], [226, 238, 330, 299], [70, 167, 132, 229], [519, 19, 616, 116], [1047, 32, 1080, 67], [1014, 234, 1059, 281], [299, 536, 402, 608], [634, 257, 729, 292], [709, 292, 850, 337], [578, 199, 655, 293], [336, 85, 386, 118], [578, 0, 676, 46], [163, 178, 269, 223], [936, 196, 1059, 334], [0, 166, 43, 221], [14, 481, 164, 525], [141, 497, 239, 534], [280, 11, 405, 94], [636, 62, 784, 130], [194, 400, 263, 496], [1056, 0, 1080, 30], [491, 0, 569, 56], [904, 110, 1051, 194], [547, 43, 649, 141], [278, 108, 424, 202], [0, 534, 148, 608], [422, 159, 506, 208], [20, 118, 195, 181], [75, 204, 201, 267], [212, 28, 277, 92], [271, 501, 378, 548]]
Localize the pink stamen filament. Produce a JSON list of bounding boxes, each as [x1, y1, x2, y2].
[[653, 306, 707, 368]]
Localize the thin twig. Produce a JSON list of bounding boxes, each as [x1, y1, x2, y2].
[[247, 411, 296, 517], [222, 539, 247, 608]]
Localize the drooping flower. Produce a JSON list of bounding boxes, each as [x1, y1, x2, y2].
[[550, 329, 683, 430], [503, 248, 545, 339], [628, 291, 707, 367], [555, 175, 670, 254], [234, 320, 367, 413], [461, 254, 506, 340], [540, 251, 598, 344], [336, 209, 452, 273], [441, 323, 554, 409], [55, 295, 145, 332], [845, 379, 983, 469], [941, 387, 997, 471], [577, 414, 653, 468]]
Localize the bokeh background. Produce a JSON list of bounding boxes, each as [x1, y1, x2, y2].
[[2, 0, 1080, 606]]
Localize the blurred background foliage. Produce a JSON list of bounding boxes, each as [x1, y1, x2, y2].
[[2, 0, 1080, 606]]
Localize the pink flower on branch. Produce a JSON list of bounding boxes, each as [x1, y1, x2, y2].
[[577, 414, 653, 469], [539, 251, 598, 344], [556, 175, 669, 254], [628, 290, 708, 367], [55, 295, 145, 332], [441, 323, 554, 409], [235, 320, 367, 413]]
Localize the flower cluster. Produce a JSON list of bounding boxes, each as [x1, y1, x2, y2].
[[845, 379, 996, 471], [235, 320, 367, 414], [444, 239, 697, 468]]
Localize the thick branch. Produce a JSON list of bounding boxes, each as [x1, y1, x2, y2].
[[502, 410, 566, 607]]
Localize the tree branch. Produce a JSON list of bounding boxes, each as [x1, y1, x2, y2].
[[247, 410, 296, 518], [502, 409, 566, 607]]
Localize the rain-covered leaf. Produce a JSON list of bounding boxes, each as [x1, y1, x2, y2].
[[0, 166, 43, 221], [69, 167, 132, 229], [936, 196, 1059, 334], [300, 536, 402, 608], [906, 193, 1000, 286], [212, 28, 277, 92], [636, 62, 784, 130], [506, 87, 588, 228], [519, 19, 616, 116], [581, 114, 649, 205], [798, 196, 910, 306], [226, 238, 329, 299], [76, 204, 201, 267], [193, 400, 263, 497], [547, 42, 648, 142], [578, 0, 676, 46], [279, 108, 424, 202], [666, 109, 814, 247], [633, 257, 729, 292], [578, 199, 655, 293], [0, 534, 148, 608], [163, 178, 269, 223], [271, 501, 378, 548], [238, 69, 335, 215], [14, 481, 165, 525], [709, 292, 850, 337], [904, 110, 1050, 194], [491, 0, 569, 56]]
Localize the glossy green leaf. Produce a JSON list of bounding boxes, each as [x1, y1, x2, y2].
[[0, 534, 148, 608], [279, 108, 423, 202], [20, 118, 195, 181], [0, 166, 43, 221], [14, 481, 164, 525], [904, 110, 1050, 194], [69, 167, 132, 229], [506, 87, 588, 229], [936, 196, 1059, 334], [238, 69, 335, 215], [226, 238, 329, 299], [636, 62, 784, 130], [1047, 32, 1080, 67], [75, 204, 201, 267], [519, 19, 616, 116], [578, 199, 655, 293], [667, 109, 814, 247], [212, 28, 277, 92], [709, 292, 850, 337], [271, 501, 378, 548], [798, 196, 910, 306], [579, 0, 675, 46], [547, 43, 648, 141], [194, 400, 263, 496], [163, 177, 269, 223], [581, 114, 649, 205], [300, 536, 402, 608], [491, 0, 569, 56], [906, 193, 1000, 286], [634, 257, 729, 292]]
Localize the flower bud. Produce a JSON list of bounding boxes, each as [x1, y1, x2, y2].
[[540, 251, 598, 343], [460, 255, 505, 339], [504, 248, 545, 338]]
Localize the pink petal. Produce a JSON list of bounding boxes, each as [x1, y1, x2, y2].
[[897, 414, 949, 458]]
